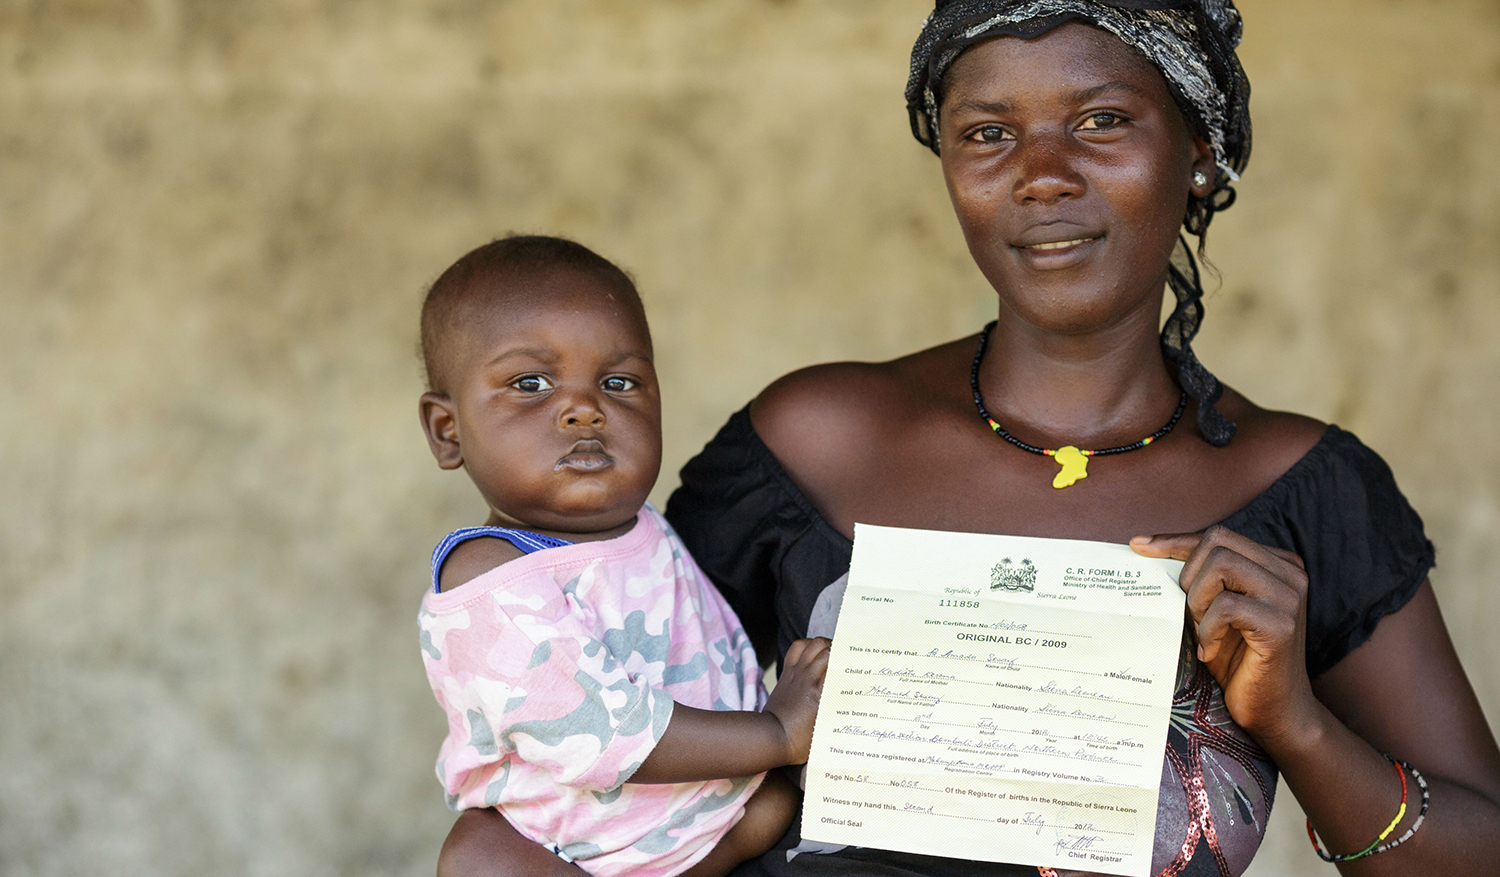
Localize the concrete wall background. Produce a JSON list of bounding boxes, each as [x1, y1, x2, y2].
[[1, 1, 1496, 874]]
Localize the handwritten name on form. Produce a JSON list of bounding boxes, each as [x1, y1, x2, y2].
[[802, 525, 1186, 877]]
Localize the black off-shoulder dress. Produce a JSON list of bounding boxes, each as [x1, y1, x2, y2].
[[665, 407, 1434, 877]]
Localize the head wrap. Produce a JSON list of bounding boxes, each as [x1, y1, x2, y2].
[[905, 0, 1249, 446]]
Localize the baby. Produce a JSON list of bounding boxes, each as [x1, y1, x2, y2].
[[415, 235, 829, 877]]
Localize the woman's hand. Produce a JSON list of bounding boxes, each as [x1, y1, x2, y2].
[[1131, 526, 1320, 748], [762, 636, 832, 765]]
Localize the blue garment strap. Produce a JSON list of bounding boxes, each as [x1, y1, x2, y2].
[[431, 526, 574, 592]]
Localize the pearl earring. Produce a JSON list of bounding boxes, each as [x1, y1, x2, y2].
[[1193, 171, 1209, 188]]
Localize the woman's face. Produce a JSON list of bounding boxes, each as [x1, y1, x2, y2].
[[938, 22, 1214, 335]]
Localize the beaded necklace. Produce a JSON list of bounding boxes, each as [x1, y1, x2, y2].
[[970, 321, 1188, 489]]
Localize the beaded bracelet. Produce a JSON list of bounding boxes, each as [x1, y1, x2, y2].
[[1369, 760, 1428, 856], [1306, 753, 1409, 863]]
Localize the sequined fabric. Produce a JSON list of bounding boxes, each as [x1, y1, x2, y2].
[[1032, 620, 1276, 877]]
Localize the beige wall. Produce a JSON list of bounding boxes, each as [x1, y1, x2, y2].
[[1, 1, 1496, 874]]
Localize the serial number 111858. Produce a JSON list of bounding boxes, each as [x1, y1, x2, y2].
[[938, 599, 980, 608]]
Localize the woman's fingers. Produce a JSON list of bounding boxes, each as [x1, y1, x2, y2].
[[1132, 526, 1301, 571], [1129, 531, 1202, 560], [1183, 545, 1302, 623], [1195, 590, 1296, 665], [1185, 528, 1305, 589], [1262, 544, 1307, 571], [1136, 528, 1314, 739], [1133, 526, 1307, 606]]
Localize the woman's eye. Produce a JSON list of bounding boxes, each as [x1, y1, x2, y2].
[[512, 375, 554, 393], [1080, 112, 1124, 130], [601, 376, 638, 393], [967, 125, 1010, 143]]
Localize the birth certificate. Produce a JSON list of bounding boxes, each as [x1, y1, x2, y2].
[[801, 524, 1187, 877]]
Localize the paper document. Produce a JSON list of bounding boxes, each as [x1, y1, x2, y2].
[[801, 524, 1186, 877]]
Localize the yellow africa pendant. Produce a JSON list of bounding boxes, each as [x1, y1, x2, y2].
[[1048, 446, 1090, 489]]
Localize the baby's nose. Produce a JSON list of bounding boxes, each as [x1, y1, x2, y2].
[[560, 397, 606, 428]]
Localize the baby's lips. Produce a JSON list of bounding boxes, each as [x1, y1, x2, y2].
[[556, 439, 614, 471], [568, 438, 607, 455]]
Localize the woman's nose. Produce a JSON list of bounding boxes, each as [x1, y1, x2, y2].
[[1011, 135, 1085, 205]]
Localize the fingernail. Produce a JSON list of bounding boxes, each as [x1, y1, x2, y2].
[[1130, 536, 1153, 546]]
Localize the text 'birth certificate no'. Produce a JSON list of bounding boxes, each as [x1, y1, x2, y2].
[[802, 524, 1187, 877]]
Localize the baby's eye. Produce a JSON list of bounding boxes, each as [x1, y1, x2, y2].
[[1079, 112, 1125, 130], [511, 374, 555, 393], [601, 376, 638, 393], [966, 125, 1011, 143]]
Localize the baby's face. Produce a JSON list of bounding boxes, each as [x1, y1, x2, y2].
[[446, 271, 661, 536]]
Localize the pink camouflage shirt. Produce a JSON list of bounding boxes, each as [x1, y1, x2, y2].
[[419, 504, 767, 877]]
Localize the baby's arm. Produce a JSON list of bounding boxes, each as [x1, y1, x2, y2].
[[440, 773, 804, 877], [634, 638, 827, 877], [436, 537, 523, 593], [436, 542, 828, 781], [631, 636, 831, 783], [431, 638, 830, 877]]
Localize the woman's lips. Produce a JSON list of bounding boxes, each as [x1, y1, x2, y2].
[[1022, 236, 1099, 250], [556, 440, 614, 472], [1012, 234, 1102, 267]]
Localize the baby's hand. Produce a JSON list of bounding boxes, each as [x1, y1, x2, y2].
[[763, 637, 831, 766]]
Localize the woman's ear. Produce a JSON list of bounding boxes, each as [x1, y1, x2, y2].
[[1189, 135, 1217, 197], [420, 393, 465, 470]]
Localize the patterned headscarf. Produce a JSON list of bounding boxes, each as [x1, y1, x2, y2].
[[906, 0, 1250, 446]]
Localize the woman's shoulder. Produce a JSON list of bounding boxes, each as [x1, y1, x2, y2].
[[1213, 391, 1435, 677], [749, 338, 974, 490], [1212, 384, 1432, 566], [748, 351, 1339, 510], [749, 359, 908, 458], [1205, 384, 1331, 496]]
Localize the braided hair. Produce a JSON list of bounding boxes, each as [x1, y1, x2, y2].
[[906, 0, 1251, 446]]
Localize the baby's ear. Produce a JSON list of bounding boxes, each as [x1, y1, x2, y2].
[[419, 393, 464, 470]]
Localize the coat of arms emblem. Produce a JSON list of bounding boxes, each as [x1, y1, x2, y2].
[[990, 557, 1037, 592]]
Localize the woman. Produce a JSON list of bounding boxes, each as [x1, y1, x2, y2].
[[438, 2, 1500, 874]]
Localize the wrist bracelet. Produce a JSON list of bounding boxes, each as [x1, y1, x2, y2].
[[1369, 760, 1427, 855], [1306, 753, 1412, 863]]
